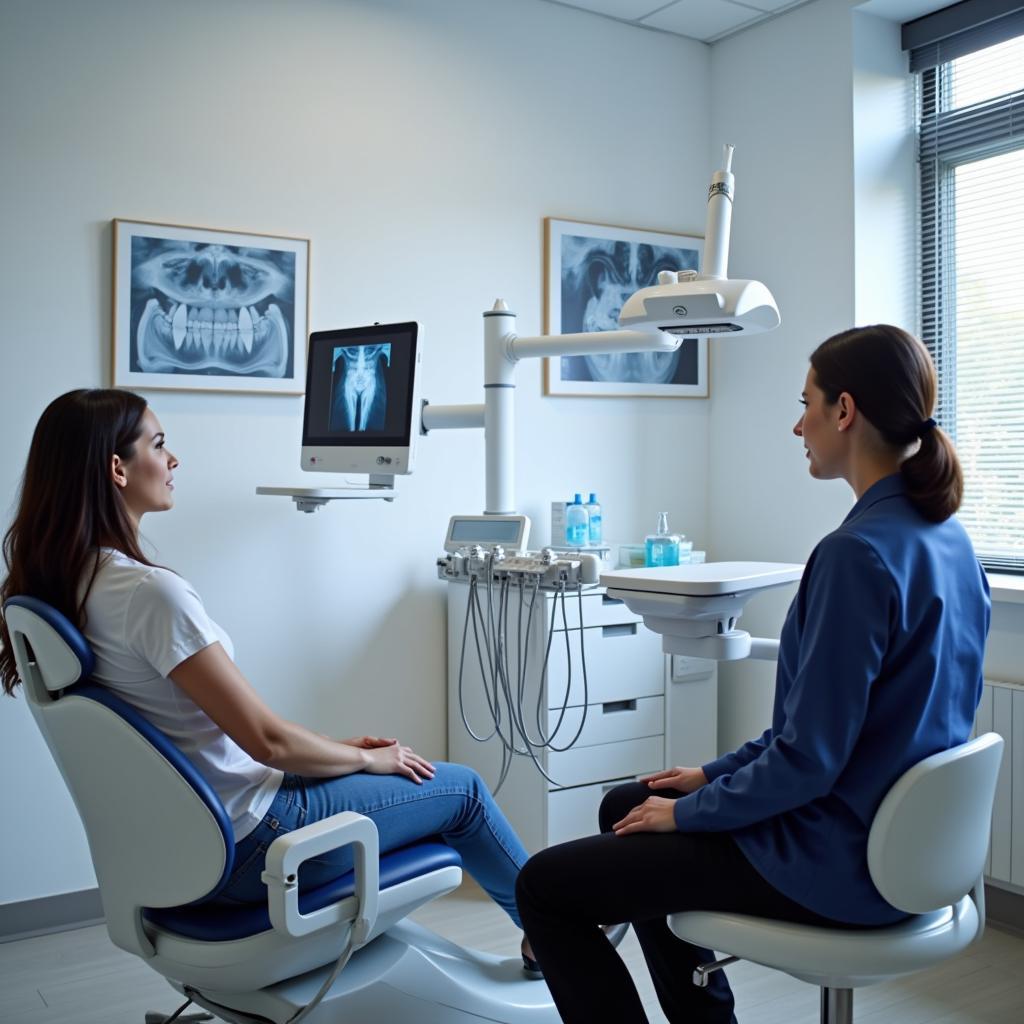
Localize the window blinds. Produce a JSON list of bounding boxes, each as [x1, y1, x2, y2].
[[916, 32, 1024, 571]]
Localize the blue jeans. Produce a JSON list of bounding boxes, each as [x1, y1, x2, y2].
[[219, 763, 528, 928]]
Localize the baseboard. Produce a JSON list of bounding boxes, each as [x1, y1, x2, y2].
[[0, 887, 103, 943], [986, 883, 1024, 936]]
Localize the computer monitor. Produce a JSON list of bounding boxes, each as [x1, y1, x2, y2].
[[301, 322, 421, 475]]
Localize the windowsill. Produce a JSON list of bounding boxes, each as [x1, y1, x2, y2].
[[987, 573, 1024, 605]]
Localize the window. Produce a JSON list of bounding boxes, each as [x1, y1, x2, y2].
[[915, 25, 1024, 573]]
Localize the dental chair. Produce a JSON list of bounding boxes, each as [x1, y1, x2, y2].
[[669, 731, 1004, 1024], [5, 596, 560, 1024]]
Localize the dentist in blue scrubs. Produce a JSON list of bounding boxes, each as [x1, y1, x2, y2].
[[516, 324, 991, 1024]]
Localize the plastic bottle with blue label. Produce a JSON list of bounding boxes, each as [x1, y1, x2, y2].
[[645, 512, 680, 567], [566, 494, 590, 547], [584, 493, 603, 545]]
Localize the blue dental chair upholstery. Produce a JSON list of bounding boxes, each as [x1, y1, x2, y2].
[[5, 595, 558, 1023]]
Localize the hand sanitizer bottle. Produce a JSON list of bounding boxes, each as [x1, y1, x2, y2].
[[566, 493, 590, 547], [645, 512, 681, 567], [584, 493, 603, 545]]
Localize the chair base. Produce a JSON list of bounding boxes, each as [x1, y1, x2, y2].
[[171, 920, 560, 1024], [821, 987, 853, 1024]]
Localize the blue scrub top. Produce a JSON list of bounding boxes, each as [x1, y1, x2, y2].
[[674, 474, 991, 925]]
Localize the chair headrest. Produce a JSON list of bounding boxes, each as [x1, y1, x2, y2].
[[4, 595, 95, 691]]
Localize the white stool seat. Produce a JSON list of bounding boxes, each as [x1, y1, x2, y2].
[[664, 733, 1003, 1024], [670, 894, 978, 989]]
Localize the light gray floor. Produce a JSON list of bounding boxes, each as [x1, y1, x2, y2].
[[2, 880, 1023, 1023]]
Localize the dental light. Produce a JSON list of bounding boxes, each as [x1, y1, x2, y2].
[[619, 145, 780, 339]]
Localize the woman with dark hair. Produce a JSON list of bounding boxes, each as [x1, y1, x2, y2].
[[515, 325, 991, 1023], [0, 388, 539, 966]]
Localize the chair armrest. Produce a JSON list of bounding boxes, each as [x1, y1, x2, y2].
[[261, 811, 379, 941]]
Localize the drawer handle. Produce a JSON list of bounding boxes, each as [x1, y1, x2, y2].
[[603, 699, 637, 714], [602, 623, 637, 639], [602, 595, 625, 606]]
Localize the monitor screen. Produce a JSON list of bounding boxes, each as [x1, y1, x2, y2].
[[450, 519, 524, 543], [303, 323, 418, 449]]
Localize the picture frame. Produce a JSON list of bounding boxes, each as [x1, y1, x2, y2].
[[112, 219, 310, 394], [543, 218, 708, 398]]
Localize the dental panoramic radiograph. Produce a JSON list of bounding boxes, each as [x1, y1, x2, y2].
[[560, 236, 699, 384], [130, 239, 295, 377], [330, 344, 391, 433]]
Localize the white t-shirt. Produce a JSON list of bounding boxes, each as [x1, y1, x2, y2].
[[81, 549, 282, 841]]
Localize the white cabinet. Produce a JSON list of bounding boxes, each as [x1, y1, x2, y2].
[[447, 585, 717, 853]]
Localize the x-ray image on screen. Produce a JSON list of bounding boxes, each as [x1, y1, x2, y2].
[[329, 344, 392, 433]]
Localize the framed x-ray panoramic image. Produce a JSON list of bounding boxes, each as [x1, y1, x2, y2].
[[112, 219, 309, 394], [544, 218, 708, 399]]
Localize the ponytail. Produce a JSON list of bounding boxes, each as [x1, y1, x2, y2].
[[899, 427, 963, 523], [810, 325, 963, 523]]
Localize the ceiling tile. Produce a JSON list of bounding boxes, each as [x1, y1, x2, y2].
[[642, 0, 762, 40], [553, 0, 674, 19], [738, 0, 804, 12]]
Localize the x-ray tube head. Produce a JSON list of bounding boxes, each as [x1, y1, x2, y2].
[[617, 145, 780, 339], [301, 322, 421, 475]]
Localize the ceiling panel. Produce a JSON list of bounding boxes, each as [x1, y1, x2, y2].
[[642, 0, 762, 40], [547, 0, 669, 19], [739, 0, 805, 12]]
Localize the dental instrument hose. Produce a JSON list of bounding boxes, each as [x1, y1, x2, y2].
[[456, 553, 590, 791]]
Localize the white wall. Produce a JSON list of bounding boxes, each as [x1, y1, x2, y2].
[[0, 0, 712, 904], [707, 0, 861, 748]]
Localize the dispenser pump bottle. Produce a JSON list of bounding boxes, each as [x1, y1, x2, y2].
[[645, 512, 681, 567], [566, 494, 590, 547], [584, 493, 603, 545]]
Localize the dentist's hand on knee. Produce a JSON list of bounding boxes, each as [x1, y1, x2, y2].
[[363, 742, 436, 784], [641, 766, 708, 794], [612, 797, 677, 835]]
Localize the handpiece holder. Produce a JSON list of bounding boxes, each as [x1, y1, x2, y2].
[[601, 562, 803, 661]]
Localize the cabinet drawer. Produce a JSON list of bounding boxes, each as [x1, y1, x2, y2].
[[546, 696, 664, 749], [547, 736, 663, 790], [547, 778, 643, 846], [549, 592, 641, 631], [546, 624, 664, 708]]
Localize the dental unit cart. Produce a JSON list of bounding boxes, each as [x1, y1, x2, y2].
[[439, 515, 718, 854]]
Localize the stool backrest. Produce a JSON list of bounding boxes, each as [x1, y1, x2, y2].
[[867, 732, 1003, 914], [4, 596, 234, 958]]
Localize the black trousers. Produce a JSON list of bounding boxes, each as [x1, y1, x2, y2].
[[516, 783, 843, 1024]]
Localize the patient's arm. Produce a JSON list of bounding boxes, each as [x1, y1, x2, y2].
[[170, 643, 434, 783]]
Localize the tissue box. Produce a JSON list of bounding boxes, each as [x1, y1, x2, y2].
[[551, 501, 568, 545]]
